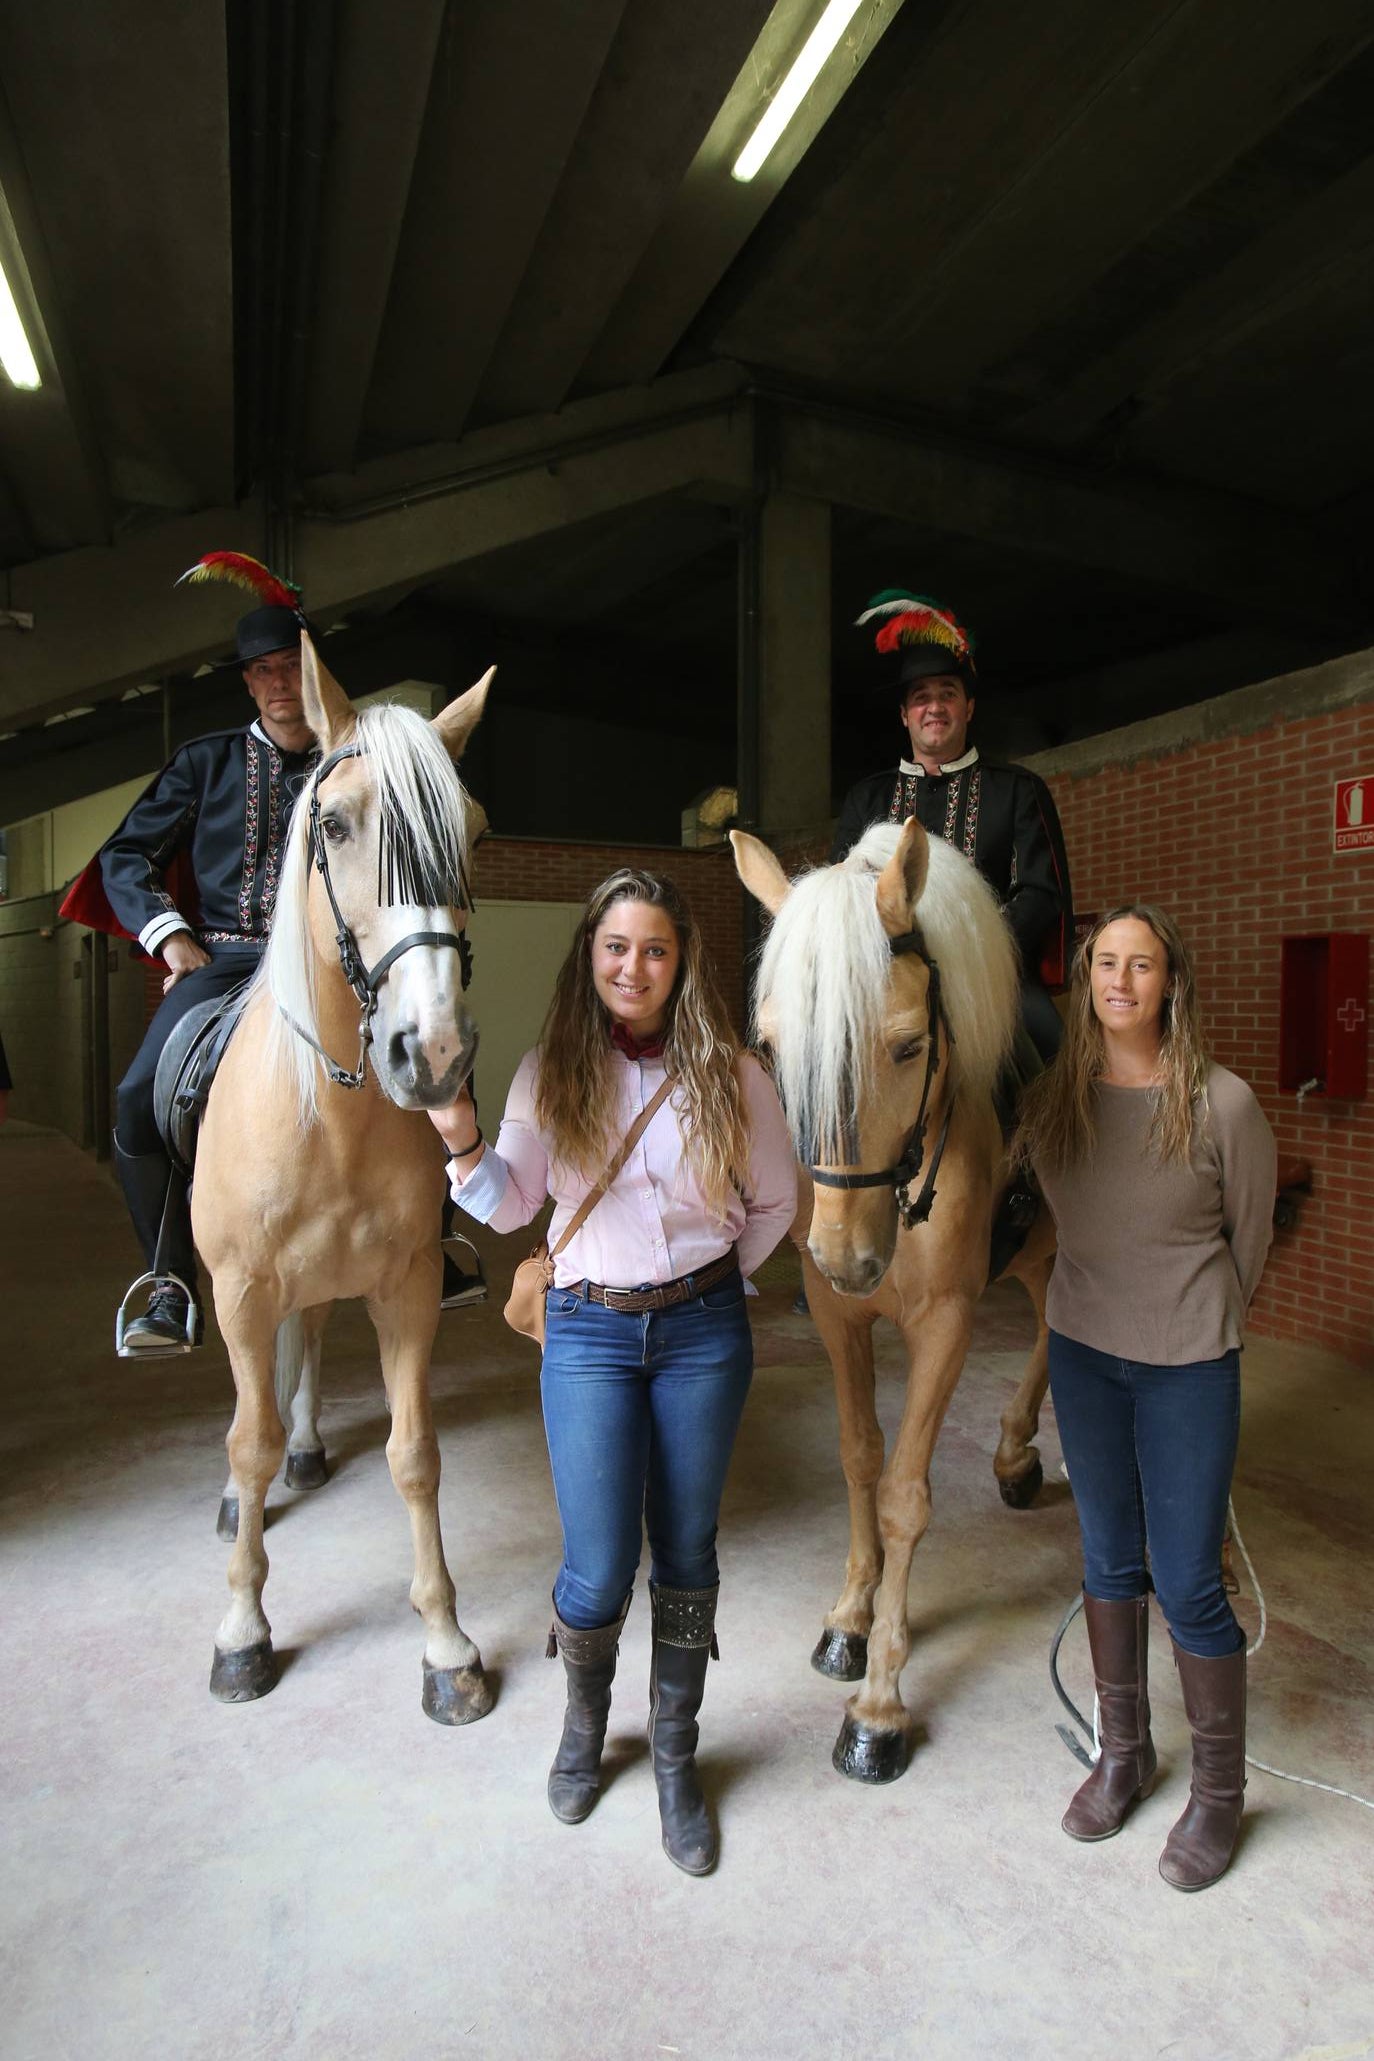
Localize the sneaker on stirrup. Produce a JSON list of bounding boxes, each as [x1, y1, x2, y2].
[[118, 1279, 205, 1354]]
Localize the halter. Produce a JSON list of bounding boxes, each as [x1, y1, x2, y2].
[[282, 740, 475, 1091], [808, 927, 956, 1231]]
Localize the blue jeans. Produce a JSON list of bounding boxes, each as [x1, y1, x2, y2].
[[1048, 1330, 1245, 1658], [540, 1270, 753, 1630]]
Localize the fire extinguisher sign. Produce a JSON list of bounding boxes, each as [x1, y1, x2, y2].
[[1334, 775, 1374, 853]]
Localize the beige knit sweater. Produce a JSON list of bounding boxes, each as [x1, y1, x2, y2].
[[1034, 1064, 1277, 1366]]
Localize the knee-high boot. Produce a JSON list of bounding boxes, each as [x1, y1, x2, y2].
[[1062, 1594, 1158, 1841], [546, 1597, 630, 1825], [648, 1583, 718, 1877], [1158, 1639, 1247, 1891]]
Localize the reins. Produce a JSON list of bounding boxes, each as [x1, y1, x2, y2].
[[279, 740, 475, 1091], [808, 927, 956, 1230]]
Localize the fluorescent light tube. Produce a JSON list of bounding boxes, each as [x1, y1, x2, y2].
[[0, 257, 41, 388], [732, 0, 866, 182]]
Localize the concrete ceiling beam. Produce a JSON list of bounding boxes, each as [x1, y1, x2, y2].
[[0, 369, 753, 727], [772, 407, 1364, 634]]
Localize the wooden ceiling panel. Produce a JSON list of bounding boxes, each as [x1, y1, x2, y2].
[[0, 0, 233, 513], [362, 0, 630, 456], [302, 0, 447, 475], [1118, 269, 1374, 508], [707, 0, 1183, 394], [472, 0, 775, 424]]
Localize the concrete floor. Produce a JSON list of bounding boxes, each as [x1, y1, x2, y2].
[[3, 1121, 1372, 2061]]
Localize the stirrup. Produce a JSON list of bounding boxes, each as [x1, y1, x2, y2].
[[440, 1231, 488, 1309], [115, 1270, 201, 1357]]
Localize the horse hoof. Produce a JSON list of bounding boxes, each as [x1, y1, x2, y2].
[[216, 1496, 240, 1541], [422, 1661, 495, 1726], [210, 1640, 277, 1703], [832, 1714, 910, 1784], [284, 1448, 328, 1491], [998, 1457, 1044, 1510], [811, 1628, 869, 1681]]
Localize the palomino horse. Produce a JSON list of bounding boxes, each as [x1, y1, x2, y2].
[[732, 818, 1055, 1783], [191, 633, 494, 1725]]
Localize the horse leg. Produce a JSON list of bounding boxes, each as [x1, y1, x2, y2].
[[284, 1302, 332, 1491], [215, 1303, 332, 1534], [210, 1299, 285, 1701], [371, 1267, 494, 1727], [807, 1272, 883, 1683], [832, 1300, 972, 1783], [994, 1232, 1055, 1509]]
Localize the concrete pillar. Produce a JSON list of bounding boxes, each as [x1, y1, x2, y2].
[[757, 492, 830, 836]]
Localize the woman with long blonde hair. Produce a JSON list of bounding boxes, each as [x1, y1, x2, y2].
[[1017, 904, 1275, 1892], [432, 867, 793, 1875]]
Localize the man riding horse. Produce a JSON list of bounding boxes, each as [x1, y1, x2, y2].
[[833, 590, 1072, 1062], [64, 556, 320, 1350]]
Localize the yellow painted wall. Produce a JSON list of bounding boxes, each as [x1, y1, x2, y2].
[[464, 899, 582, 1125]]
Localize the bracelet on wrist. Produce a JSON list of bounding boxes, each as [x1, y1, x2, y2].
[[448, 1129, 484, 1163]]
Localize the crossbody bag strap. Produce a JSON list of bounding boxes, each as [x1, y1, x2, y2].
[[549, 1075, 675, 1259]]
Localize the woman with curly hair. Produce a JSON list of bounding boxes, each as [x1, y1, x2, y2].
[[1016, 905, 1275, 1892], [432, 867, 794, 1874]]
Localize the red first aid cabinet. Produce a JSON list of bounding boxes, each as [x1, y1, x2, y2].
[[1278, 934, 1369, 1099]]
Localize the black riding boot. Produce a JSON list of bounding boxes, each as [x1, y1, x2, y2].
[[648, 1583, 719, 1876], [113, 1139, 202, 1349], [546, 1597, 630, 1824]]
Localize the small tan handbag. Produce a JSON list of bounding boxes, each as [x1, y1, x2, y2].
[[502, 1077, 674, 1348]]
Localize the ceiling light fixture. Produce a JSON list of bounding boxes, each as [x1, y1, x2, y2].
[[0, 256, 41, 389], [731, 0, 866, 183]]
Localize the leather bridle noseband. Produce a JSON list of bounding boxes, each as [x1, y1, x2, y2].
[[808, 928, 955, 1231], [281, 740, 475, 1091]]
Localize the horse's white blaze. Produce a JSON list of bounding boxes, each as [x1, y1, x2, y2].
[[370, 913, 477, 1109]]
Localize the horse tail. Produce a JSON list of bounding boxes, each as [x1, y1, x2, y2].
[[274, 1312, 306, 1423]]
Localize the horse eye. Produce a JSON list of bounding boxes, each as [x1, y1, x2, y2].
[[321, 815, 347, 845], [892, 1037, 925, 1064]]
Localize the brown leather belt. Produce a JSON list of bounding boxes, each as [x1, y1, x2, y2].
[[585, 1249, 739, 1314]]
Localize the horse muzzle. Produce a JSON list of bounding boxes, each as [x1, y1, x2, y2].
[[380, 1017, 479, 1110]]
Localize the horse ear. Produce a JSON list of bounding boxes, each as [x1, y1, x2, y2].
[[433, 666, 494, 762], [875, 817, 929, 938], [729, 830, 790, 916], [299, 631, 355, 750]]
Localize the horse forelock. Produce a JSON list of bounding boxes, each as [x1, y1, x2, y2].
[[253, 702, 473, 1122], [755, 825, 1019, 1157]]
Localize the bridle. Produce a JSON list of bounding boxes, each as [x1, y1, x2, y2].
[[281, 740, 475, 1091], [808, 928, 955, 1231]]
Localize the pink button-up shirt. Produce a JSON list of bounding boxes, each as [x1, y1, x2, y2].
[[450, 1047, 796, 1290]]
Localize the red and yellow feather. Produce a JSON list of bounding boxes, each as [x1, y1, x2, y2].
[[175, 551, 302, 611]]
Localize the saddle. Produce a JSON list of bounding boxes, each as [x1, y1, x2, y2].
[[153, 982, 253, 1175]]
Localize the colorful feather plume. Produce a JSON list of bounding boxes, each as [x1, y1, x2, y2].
[[855, 588, 973, 660], [176, 551, 303, 612]]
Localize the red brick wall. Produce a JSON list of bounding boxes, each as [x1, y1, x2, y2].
[[1043, 700, 1374, 1366], [477, 837, 747, 1032]]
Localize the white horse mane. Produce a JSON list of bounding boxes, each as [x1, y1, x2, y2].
[[754, 823, 1020, 1160], [252, 702, 472, 1122]]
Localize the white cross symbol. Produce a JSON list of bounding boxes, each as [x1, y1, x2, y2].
[[1336, 998, 1366, 1034]]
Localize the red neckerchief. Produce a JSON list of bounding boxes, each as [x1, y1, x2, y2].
[[610, 1021, 666, 1062]]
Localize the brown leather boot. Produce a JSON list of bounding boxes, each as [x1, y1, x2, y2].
[[648, 1583, 718, 1876], [1158, 1640, 1247, 1891], [546, 1597, 630, 1825], [1062, 1594, 1159, 1841]]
